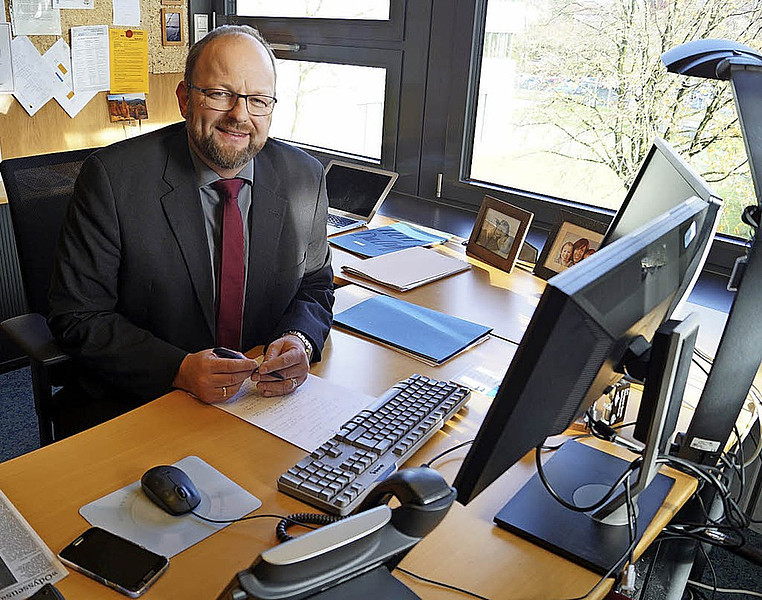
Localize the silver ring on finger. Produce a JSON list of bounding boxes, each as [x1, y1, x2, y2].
[[222, 386, 227, 399], [291, 377, 298, 389]]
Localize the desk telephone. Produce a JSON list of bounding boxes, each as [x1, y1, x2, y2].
[[216, 467, 456, 600]]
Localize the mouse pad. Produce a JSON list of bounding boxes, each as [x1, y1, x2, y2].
[[79, 456, 262, 558]]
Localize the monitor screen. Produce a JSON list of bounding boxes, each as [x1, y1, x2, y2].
[[602, 138, 722, 317], [325, 161, 398, 218], [453, 195, 713, 506]]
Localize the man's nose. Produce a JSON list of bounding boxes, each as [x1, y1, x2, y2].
[[228, 96, 250, 120]]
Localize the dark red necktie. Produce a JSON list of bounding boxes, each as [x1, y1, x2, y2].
[[212, 178, 245, 350]]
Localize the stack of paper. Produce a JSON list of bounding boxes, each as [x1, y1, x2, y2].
[[329, 222, 448, 258], [334, 295, 492, 365], [341, 246, 470, 291]]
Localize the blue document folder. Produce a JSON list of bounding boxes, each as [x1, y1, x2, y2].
[[329, 223, 448, 258], [334, 295, 492, 365]]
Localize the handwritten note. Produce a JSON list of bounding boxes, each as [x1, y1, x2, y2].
[[216, 374, 374, 451]]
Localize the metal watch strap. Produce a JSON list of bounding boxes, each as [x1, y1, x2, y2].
[[283, 330, 313, 361]]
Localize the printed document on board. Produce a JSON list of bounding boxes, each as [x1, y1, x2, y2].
[[9, 0, 61, 36], [71, 25, 110, 93], [43, 38, 97, 118], [0, 24, 12, 93], [0, 490, 67, 600], [11, 36, 61, 116]]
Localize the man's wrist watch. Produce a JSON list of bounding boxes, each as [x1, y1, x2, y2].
[[282, 330, 313, 361]]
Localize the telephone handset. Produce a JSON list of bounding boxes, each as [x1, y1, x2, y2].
[[216, 467, 456, 600]]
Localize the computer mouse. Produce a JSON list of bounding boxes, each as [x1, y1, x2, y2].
[[140, 465, 201, 516]]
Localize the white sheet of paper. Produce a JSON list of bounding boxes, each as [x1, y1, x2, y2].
[[79, 456, 262, 558], [44, 38, 97, 118], [9, 0, 61, 36], [52, 0, 94, 8], [71, 25, 110, 93], [11, 36, 60, 116], [0, 23, 13, 93], [194, 13, 209, 44], [112, 0, 140, 27], [217, 374, 375, 451]]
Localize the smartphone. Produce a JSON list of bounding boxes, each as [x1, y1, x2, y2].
[[58, 527, 168, 597]]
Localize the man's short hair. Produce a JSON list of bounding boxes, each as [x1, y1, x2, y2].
[[184, 25, 276, 85]]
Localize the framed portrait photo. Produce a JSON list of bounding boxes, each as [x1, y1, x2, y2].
[[161, 8, 185, 46], [466, 195, 534, 273], [533, 210, 608, 280]]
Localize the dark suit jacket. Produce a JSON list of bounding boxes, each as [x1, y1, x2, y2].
[[49, 122, 334, 405]]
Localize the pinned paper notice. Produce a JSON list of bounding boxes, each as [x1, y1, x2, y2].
[[109, 27, 148, 94], [11, 36, 59, 116], [71, 25, 110, 94], [9, 0, 61, 36], [43, 38, 97, 118]]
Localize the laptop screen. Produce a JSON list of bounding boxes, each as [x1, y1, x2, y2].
[[325, 161, 398, 219]]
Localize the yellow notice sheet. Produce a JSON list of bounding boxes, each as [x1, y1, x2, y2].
[[108, 27, 149, 94]]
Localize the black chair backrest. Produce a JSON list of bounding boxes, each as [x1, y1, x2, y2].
[[1, 148, 97, 316]]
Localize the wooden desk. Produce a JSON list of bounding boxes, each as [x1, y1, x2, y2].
[[331, 224, 545, 345], [0, 319, 696, 600]]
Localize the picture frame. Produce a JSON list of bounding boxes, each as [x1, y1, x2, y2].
[[533, 210, 608, 280], [161, 8, 185, 46], [466, 195, 534, 273]]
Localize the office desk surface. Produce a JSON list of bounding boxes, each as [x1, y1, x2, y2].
[[0, 321, 697, 600], [331, 231, 545, 345]]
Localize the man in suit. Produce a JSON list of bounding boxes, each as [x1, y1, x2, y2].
[[48, 25, 334, 437]]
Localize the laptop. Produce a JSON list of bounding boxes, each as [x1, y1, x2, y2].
[[325, 160, 399, 235]]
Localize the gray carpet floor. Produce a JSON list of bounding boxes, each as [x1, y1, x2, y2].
[[0, 367, 759, 598]]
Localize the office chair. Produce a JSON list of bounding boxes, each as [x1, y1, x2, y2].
[[0, 147, 98, 445]]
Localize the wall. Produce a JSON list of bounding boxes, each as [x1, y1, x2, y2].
[[0, 0, 190, 190]]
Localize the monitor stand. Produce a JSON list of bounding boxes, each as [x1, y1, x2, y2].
[[494, 440, 674, 574], [495, 315, 699, 574]]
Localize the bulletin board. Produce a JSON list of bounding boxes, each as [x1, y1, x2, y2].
[[2, 0, 189, 72], [0, 0, 190, 175]]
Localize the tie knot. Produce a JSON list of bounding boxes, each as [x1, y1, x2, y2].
[[212, 178, 244, 202]]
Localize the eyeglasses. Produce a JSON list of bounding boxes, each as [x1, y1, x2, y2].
[[187, 83, 277, 116]]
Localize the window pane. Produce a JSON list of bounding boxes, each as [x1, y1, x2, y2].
[[470, 0, 762, 239], [237, 0, 389, 19], [271, 60, 386, 159]]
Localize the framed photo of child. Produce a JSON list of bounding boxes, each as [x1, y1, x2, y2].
[[534, 210, 608, 280], [466, 195, 533, 273]]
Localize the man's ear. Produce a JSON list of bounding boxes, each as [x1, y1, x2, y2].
[[176, 81, 189, 118]]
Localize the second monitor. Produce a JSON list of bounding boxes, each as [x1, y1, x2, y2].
[[453, 195, 714, 573]]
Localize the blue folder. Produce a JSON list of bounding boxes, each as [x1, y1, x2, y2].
[[334, 295, 492, 364], [329, 223, 447, 258]]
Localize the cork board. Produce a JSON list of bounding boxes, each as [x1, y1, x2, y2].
[[2, 0, 188, 73]]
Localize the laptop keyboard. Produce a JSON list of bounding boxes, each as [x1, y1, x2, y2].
[[277, 374, 471, 515], [327, 213, 359, 228]]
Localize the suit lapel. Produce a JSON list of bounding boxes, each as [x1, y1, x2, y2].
[[245, 149, 286, 325], [160, 130, 215, 339]]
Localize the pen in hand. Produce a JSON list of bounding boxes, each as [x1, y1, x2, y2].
[[212, 347, 285, 380]]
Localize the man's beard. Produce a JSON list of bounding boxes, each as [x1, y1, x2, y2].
[[187, 106, 264, 170]]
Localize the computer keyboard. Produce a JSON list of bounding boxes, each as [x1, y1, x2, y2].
[[327, 213, 357, 227], [277, 374, 471, 515]]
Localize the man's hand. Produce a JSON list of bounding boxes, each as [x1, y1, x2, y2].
[[172, 349, 258, 404], [252, 334, 310, 397]]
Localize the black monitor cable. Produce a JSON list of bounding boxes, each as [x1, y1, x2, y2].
[[421, 439, 474, 468]]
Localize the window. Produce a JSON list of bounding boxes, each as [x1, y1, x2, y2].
[[237, 1, 390, 20], [270, 60, 386, 159], [459, 0, 762, 241]]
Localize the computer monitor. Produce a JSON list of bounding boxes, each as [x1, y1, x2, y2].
[[452, 196, 713, 573], [603, 138, 723, 317]]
